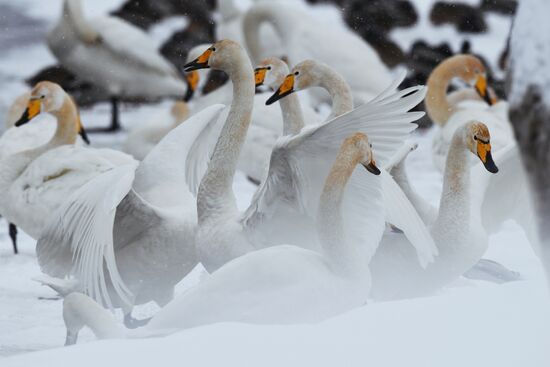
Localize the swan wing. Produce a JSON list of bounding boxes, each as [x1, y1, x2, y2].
[[471, 143, 540, 251], [381, 170, 438, 267], [242, 79, 427, 245], [133, 104, 226, 204], [185, 106, 230, 195], [36, 163, 138, 309]]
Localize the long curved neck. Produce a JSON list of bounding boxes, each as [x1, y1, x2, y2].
[[197, 54, 255, 223], [243, 4, 292, 64], [64, 0, 99, 43], [279, 93, 305, 135], [433, 132, 471, 249], [425, 59, 468, 126], [315, 65, 354, 120], [317, 147, 363, 275]]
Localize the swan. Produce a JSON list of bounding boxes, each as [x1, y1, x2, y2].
[[254, 57, 322, 135], [426, 55, 514, 172], [36, 101, 227, 326], [2, 90, 91, 253], [123, 101, 190, 160], [62, 132, 385, 345], [183, 40, 435, 272], [243, 1, 392, 105], [266, 59, 355, 121], [0, 82, 115, 244], [47, 0, 193, 131], [369, 121, 503, 300]]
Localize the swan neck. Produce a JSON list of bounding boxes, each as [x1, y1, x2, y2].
[[243, 5, 289, 64], [434, 132, 471, 246], [63, 0, 99, 43], [197, 52, 255, 223], [50, 96, 79, 147], [317, 147, 364, 274], [279, 93, 305, 135], [317, 66, 354, 119], [425, 61, 459, 126]]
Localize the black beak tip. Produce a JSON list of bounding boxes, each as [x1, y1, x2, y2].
[[14, 110, 30, 127], [483, 154, 499, 174], [365, 163, 381, 175], [265, 95, 278, 106]]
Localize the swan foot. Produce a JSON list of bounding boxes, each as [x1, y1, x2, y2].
[[124, 314, 152, 329], [65, 329, 78, 346], [87, 97, 121, 133], [9, 222, 17, 254], [463, 259, 521, 284]]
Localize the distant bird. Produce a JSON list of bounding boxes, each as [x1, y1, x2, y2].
[[47, 0, 195, 131]]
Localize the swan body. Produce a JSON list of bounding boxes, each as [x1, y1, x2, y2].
[[370, 121, 500, 300], [62, 132, 383, 344], [47, 0, 187, 99], [0, 82, 130, 240], [183, 41, 435, 273], [37, 104, 226, 320], [426, 55, 515, 172], [243, 2, 392, 105]]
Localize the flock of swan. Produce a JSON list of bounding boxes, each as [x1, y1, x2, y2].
[[1, 0, 539, 347]]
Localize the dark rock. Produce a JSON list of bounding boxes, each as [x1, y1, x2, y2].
[[430, 2, 487, 33], [480, 0, 517, 15]]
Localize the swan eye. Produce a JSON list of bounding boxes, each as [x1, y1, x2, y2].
[[40, 95, 45, 99], [267, 66, 272, 70], [211, 47, 216, 52], [369, 143, 373, 148], [294, 71, 299, 76]]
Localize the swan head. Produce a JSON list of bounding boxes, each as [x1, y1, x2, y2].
[[183, 44, 211, 102], [183, 40, 244, 74], [435, 55, 495, 105], [14, 81, 66, 126], [254, 57, 289, 90], [266, 60, 328, 105], [345, 133, 380, 175], [465, 121, 498, 173]]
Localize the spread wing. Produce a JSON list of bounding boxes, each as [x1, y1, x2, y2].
[[36, 163, 139, 309]]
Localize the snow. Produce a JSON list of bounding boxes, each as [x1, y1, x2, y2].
[[508, 0, 550, 106], [0, 1, 549, 366]]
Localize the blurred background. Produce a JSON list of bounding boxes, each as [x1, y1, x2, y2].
[[0, 0, 515, 131]]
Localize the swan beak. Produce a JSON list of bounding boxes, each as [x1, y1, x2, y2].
[[77, 114, 90, 145], [184, 70, 199, 102], [266, 74, 294, 105], [363, 160, 381, 175], [184, 49, 212, 72], [254, 67, 268, 87], [477, 142, 498, 173], [14, 98, 41, 126], [474, 75, 493, 106]]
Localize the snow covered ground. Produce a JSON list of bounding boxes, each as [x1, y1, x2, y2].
[[1, 0, 549, 366]]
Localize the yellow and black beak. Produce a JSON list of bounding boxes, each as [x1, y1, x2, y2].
[[266, 74, 295, 105], [77, 113, 90, 145], [362, 159, 381, 175], [184, 70, 199, 102], [477, 141, 498, 173], [474, 75, 494, 106], [254, 67, 268, 87], [184, 48, 212, 72], [15, 98, 41, 127]]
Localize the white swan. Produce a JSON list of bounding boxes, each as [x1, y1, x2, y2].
[[427, 55, 514, 172], [47, 0, 193, 131], [254, 57, 321, 135], [369, 121, 502, 300], [243, 1, 392, 105], [0, 82, 130, 244], [62, 132, 384, 345], [36, 103, 227, 326], [183, 40, 435, 272]]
